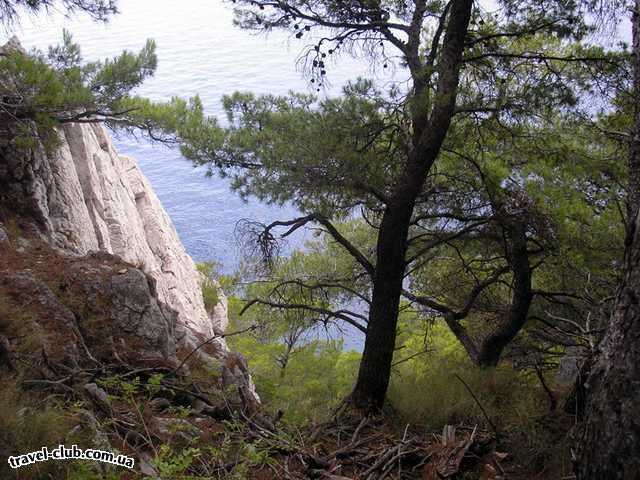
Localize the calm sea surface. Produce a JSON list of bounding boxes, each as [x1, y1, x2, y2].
[[4, 0, 396, 270]]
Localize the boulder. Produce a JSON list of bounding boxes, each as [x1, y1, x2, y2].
[[0, 36, 25, 56]]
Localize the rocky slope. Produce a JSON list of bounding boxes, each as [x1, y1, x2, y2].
[[0, 118, 259, 407], [1, 120, 227, 336], [0, 37, 270, 478], [0, 115, 263, 476], [0, 234, 260, 478]]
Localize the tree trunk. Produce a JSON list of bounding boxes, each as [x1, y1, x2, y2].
[[476, 221, 533, 367], [350, 0, 473, 411], [441, 220, 533, 368], [351, 203, 414, 410], [575, 2, 640, 478], [575, 213, 640, 479]]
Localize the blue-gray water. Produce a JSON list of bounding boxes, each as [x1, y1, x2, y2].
[[5, 0, 395, 271]]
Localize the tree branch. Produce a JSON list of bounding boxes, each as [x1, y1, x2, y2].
[[239, 298, 368, 333]]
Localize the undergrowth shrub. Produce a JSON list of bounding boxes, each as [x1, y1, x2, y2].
[[0, 381, 112, 479], [196, 262, 220, 312], [230, 333, 360, 425], [389, 322, 544, 429], [389, 321, 573, 477]]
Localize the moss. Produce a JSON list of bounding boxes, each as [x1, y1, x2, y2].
[[4, 217, 22, 240]]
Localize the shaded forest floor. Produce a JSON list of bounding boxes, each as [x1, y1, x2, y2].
[[224, 402, 576, 480]]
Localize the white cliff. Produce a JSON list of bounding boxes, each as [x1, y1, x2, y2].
[[0, 38, 258, 414], [6, 121, 226, 337]]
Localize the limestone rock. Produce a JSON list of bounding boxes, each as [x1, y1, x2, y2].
[[84, 383, 111, 412], [0, 255, 178, 371], [0, 36, 25, 56], [108, 268, 177, 360], [138, 452, 159, 477], [0, 128, 260, 407], [0, 122, 220, 337], [0, 243, 260, 409], [0, 46, 259, 407]]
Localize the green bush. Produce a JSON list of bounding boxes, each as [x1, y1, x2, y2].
[[0, 381, 108, 480], [388, 321, 573, 477], [388, 322, 544, 430], [0, 30, 157, 150], [230, 333, 360, 425], [196, 262, 220, 312]]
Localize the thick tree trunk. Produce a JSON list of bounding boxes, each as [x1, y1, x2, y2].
[[629, 0, 640, 218], [575, 2, 640, 478], [350, 204, 414, 410], [350, 0, 473, 411], [575, 213, 640, 479]]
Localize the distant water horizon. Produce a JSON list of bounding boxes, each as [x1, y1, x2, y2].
[[3, 0, 396, 274]]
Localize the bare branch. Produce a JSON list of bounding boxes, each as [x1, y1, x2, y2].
[[240, 298, 368, 334]]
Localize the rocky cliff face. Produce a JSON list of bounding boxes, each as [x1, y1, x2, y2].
[[0, 38, 267, 479], [0, 121, 227, 337], [0, 120, 258, 410]]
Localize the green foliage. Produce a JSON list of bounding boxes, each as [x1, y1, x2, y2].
[[231, 333, 360, 424], [211, 79, 401, 213], [149, 418, 278, 479], [0, 29, 221, 156], [222, 248, 363, 424], [153, 445, 202, 479], [389, 320, 573, 476], [232, 223, 374, 338], [115, 94, 223, 156], [0, 0, 118, 26], [405, 107, 625, 361], [196, 262, 220, 312], [389, 321, 542, 429], [28, 26, 144, 110], [154, 27, 627, 382], [97, 374, 143, 400], [2, 217, 22, 240], [115, 80, 396, 213], [0, 381, 102, 480], [86, 37, 157, 102], [147, 372, 165, 396]]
